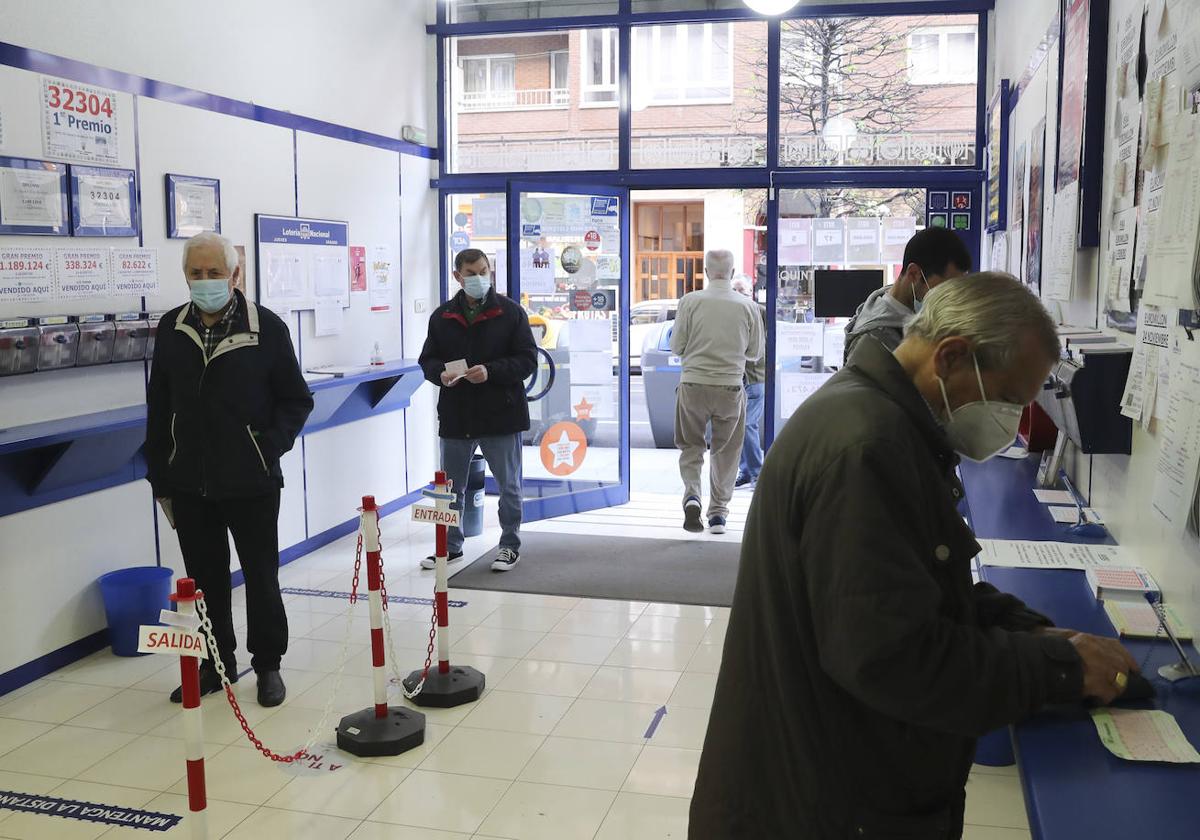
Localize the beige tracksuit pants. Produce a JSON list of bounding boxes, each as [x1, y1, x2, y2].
[[674, 382, 747, 520]]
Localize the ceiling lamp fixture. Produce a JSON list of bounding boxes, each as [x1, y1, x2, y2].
[[743, 0, 801, 15]]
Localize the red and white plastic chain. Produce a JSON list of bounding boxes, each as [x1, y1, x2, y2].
[[371, 515, 437, 694], [194, 594, 304, 764], [349, 532, 363, 605]]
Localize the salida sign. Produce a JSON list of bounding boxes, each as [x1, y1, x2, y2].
[[137, 626, 208, 659]]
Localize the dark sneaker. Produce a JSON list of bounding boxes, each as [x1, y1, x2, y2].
[[256, 670, 286, 707], [491, 548, 520, 572], [709, 516, 727, 535], [170, 665, 234, 703], [421, 550, 465, 571], [683, 497, 704, 532], [734, 473, 752, 488]]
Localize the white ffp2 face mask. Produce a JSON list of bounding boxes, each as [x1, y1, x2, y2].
[[462, 273, 491, 299], [936, 354, 1023, 462]]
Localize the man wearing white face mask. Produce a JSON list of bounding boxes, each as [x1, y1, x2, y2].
[[145, 232, 313, 708], [693, 273, 1139, 839]]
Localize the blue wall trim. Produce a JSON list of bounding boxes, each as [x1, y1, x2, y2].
[[0, 42, 437, 160], [231, 488, 426, 588], [0, 487, 426, 697], [0, 629, 108, 700]]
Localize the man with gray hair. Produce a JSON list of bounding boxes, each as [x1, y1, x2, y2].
[[691, 273, 1137, 838], [146, 232, 313, 708], [670, 250, 764, 534]]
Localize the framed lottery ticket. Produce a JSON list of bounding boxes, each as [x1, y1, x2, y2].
[[70, 165, 138, 237], [165, 173, 220, 238], [0, 156, 70, 236]]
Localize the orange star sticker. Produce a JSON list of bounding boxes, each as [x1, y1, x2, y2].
[[573, 396, 595, 420]]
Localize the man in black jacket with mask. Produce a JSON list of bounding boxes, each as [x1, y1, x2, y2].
[[690, 273, 1137, 839], [146, 233, 313, 707], [419, 249, 537, 572]]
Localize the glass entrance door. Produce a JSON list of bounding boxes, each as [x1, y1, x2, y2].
[[506, 182, 630, 520]]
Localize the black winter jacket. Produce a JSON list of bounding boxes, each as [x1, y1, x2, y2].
[[689, 337, 1083, 840], [418, 289, 538, 439], [145, 291, 314, 500]]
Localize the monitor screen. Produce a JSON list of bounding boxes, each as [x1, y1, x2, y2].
[[813, 269, 886, 318]]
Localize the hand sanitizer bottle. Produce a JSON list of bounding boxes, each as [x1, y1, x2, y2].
[[371, 341, 384, 366]]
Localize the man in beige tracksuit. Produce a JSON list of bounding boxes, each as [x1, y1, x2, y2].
[[671, 250, 764, 535]]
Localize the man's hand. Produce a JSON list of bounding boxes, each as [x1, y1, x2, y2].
[[440, 370, 461, 388], [1068, 632, 1139, 704], [465, 364, 489, 384]]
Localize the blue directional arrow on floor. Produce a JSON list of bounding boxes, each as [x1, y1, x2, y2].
[[644, 705, 667, 739]]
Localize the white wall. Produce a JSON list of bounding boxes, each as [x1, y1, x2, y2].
[[0, 0, 438, 142], [0, 2, 440, 682], [991, 0, 1200, 633]]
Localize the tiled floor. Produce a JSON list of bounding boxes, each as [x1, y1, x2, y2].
[[0, 492, 1031, 839]]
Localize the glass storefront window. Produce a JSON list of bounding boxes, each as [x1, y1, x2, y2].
[[772, 186, 926, 432], [449, 0, 618, 23], [448, 32, 620, 173], [446, 192, 508, 293], [630, 21, 766, 169], [631, 0, 744, 10], [779, 15, 978, 167]]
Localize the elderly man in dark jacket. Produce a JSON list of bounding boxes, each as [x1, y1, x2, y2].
[[146, 232, 313, 708], [690, 273, 1137, 839], [419, 248, 537, 572]]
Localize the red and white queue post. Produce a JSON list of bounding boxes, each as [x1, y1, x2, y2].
[[403, 471, 486, 707], [170, 578, 207, 840]]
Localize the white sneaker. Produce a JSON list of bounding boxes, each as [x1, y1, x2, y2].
[[491, 548, 520, 572]]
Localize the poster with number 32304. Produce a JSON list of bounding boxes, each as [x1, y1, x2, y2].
[[41, 76, 120, 165]]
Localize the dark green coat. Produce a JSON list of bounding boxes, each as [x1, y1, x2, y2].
[[689, 337, 1083, 839]]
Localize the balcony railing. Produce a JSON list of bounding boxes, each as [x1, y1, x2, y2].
[[454, 130, 977, 172], [458, 88, 570, 112]]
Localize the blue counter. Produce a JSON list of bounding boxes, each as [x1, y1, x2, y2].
[[0, 359, 425, 518], [959, 455, 1200, 840]]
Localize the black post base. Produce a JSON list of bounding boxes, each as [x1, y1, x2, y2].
[[402, 665, 486, 708], [335, 706, 425, 757]]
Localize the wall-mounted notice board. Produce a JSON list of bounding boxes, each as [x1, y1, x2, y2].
[[254, 214, 349, 312]]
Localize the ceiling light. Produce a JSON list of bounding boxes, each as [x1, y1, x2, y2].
[[743, 0, 801, 15]]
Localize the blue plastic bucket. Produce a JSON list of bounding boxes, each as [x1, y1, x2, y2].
[[97, 567, 173, 656], [975, 726, 1016, 767]]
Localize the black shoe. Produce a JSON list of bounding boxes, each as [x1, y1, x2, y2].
[[491, 548, 520, 572], [734, 473, 752, 488], [683, 497, 704, 533], [257, 670, 286, 707], [170, 665, 233, 703], [421, 551, 465, 570]]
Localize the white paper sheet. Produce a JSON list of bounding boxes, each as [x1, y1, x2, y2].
[[110, 248, 159, 295], [77, 173, 131, 229], [822, 325, 846, 365], [567, 319, 611, 352], [990, 232, 1007, 272], [0, 247, 55, 303], [1151, 337, 1200, 528], [881, 218, 916, 263], [569, 350, 612, 385], [977, 539, 1127, 570], [313, 253, 348, 300], [812, 219, 845, 264], [570, 384, 615, 420], [174, 182, 218, 234], [1145, 113, 1200, 309], [777, 321, 824, 357], [1105, 207, 1137, 311], [780, 372, 833, 420], [313, 298, 344, 337], [55, 248, 111, 298], [845, 218, 881, 264], [1048, 505, 1104, 524], [369, 245, 394, 312], [1044, 182, 1080, 301], [778, 218, 812, 265], [521, 246, 557, 294], [1120, 305, 1171, 423], [1033, 489, 1076, 505]]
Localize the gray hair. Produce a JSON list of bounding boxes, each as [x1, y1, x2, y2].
[[904, 271, 1060, 370], [732, 274, 752, 295], [182, 232, 238, 276], [704, 249, 735, 281]]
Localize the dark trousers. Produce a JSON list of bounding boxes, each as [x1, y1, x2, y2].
[[171, 490, 288, 674]]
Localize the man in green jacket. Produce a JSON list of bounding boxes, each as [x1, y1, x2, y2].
[[691, 272, 1137, 839]]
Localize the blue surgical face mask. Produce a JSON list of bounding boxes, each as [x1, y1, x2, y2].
[[461, 272, 491, 300], [190, 278, 232, 314]]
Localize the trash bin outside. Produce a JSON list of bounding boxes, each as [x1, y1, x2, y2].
[[97, 566, 173, 656], [461, 454, 486, 538]]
